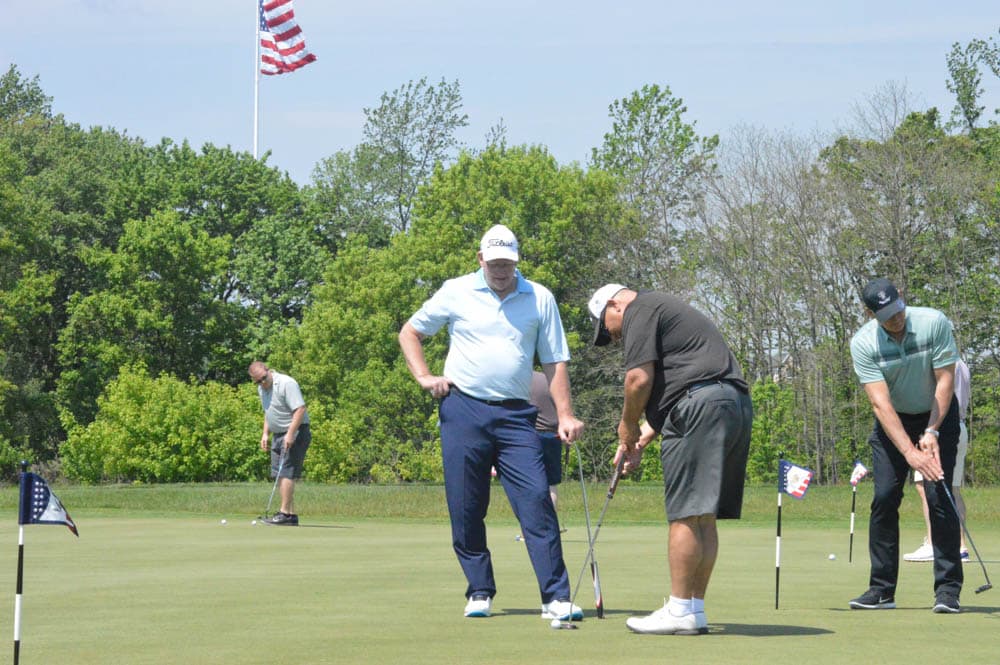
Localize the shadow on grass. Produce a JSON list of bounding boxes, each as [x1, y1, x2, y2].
[[496, 608, 835, 636], [826, 603, 1000, 614], [708, 623, 834, 636], [492, 609, 834, 636], [961, 605, 1000, 614]]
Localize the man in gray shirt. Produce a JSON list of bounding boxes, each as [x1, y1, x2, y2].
[[249, 361, 311, 526]]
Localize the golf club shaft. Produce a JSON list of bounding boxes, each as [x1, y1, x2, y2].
[[263, 449, 286, 518], [572, 457, 623, 614], [570, 443, 597, 613], [939, 481, 992, 591], [591, 560, 604, 618]]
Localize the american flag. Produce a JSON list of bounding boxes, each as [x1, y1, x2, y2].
[[18, 472, 79, 536], [259, 0, 317, 76], [778, 460, 814, 499]]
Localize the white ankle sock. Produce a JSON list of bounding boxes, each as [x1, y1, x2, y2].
[[667, 596, 692, 616]]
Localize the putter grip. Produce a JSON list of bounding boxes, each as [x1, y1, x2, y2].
[[607, 459, 624, 497]]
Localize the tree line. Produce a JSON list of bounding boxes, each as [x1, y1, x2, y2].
[[1, 30, 998, 485]]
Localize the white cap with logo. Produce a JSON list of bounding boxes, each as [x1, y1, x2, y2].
[[479, 224, 519, 262], [588, 283, 628, 346]]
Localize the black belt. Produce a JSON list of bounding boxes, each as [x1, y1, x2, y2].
[[453, 388, 527, 408], [686, 379, 735, 396]]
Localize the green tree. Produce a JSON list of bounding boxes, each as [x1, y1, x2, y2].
[[0, 64, 52, 120], [592, 83, 718, 290], [307, 146, 393, 251], [56, 210, 248, 426], [281, 145, 631, 481], [309, 77, 469, 246], [62, 365, 262, 483]]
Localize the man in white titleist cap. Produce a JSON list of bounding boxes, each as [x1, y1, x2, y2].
[[399, 224, 586, 621]]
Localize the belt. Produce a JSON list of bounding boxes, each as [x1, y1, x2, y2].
[[686, 379, 730, 396], [453, 388, 527, 408]]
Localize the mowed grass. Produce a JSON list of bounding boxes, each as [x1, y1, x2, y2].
[[0, 482, 997, 664]]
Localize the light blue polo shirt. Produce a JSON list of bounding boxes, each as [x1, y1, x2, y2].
[[408, 269, 570, 401], [850, 306, 958, 414]]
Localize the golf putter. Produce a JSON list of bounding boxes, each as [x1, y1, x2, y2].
[[571, 456, 624, 618], [939, 481, 992, 593], [260, 449, 286, 521]]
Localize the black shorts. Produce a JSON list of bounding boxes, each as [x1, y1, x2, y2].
[[271, 423, 311, 479], [659, 382, 752, 520]]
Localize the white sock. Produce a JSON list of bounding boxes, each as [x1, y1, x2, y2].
[[691, 598, 705, 614], [667, 596, 692, 616]]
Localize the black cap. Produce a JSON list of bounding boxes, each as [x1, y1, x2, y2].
[[861, 278, 906, 323]]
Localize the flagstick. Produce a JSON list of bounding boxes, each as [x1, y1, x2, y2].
[[13, 524, 23, 665], [775, 490, 782, 610], [14, 461, 27, 665], [253, 0, 260, 159], [849, 485, 857, 563]]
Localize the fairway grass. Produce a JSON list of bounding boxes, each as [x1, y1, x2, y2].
[[1, 484, 997, 664]]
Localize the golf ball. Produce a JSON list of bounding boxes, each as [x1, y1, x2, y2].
[[828, 553, 836, 560], [251, 520, 257, 525], [550, 619, 562, 628], [220, 519, 227, 525]]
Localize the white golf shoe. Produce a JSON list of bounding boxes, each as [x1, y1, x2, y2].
[[540, 600, 583, 621], [626, 603, 704, 635], [903, 538, 933, 562], [464, 594, 492, 618]]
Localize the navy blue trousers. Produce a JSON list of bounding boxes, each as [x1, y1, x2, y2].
[[439, 389, 570, 603], [867, 397, 963, 596]]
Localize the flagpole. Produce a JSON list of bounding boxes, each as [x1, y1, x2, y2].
[[253, 0, 260, 159], [14, 524, 23, 665], [13, 461, 27, 665], [775, 489, 782, 610]]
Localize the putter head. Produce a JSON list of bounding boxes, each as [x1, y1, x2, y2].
[[552, 621, 579, 630], [974, 583, 992, 594]]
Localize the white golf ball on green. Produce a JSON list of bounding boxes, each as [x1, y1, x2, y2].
[[550, 619, 561, 628], [828, 553, 836, 560], [220, 519, 227, 525]]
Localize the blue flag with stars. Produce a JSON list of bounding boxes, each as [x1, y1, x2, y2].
[[19, 473, 78, 536]]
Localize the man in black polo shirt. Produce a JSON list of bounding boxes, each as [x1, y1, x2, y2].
[[588, 284, 753, 635]]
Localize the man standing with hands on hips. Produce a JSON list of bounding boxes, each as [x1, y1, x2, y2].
[[399, 224, 585, 621], [848, 277, 963, 613]]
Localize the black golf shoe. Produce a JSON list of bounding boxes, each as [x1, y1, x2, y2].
[[265, 512, 299, 526], [849, 588, 895, 609], [932, 591, 960, 613]]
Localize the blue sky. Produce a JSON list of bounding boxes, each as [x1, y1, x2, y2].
[[6, 1, 999, 184]]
